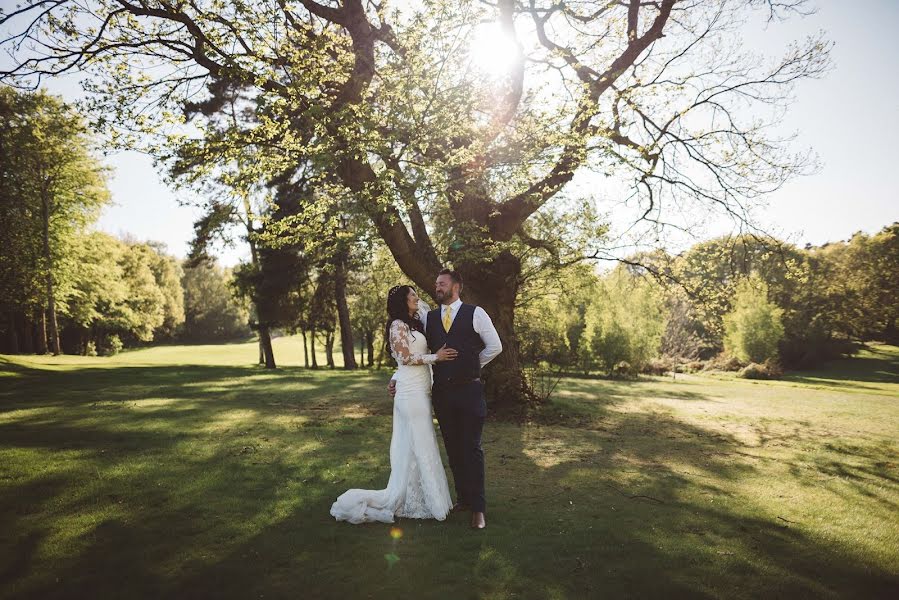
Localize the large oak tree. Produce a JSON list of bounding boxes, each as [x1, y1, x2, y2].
[[1, 0, 830, 405]]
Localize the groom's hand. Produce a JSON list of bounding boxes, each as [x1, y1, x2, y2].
[[436, 344, 458, 362], [387, 379, 397, 397]]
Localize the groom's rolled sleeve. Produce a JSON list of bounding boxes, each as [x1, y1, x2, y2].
[[473, 307, 502, 367]]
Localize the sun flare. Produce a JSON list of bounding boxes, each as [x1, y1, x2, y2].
[[469, 22, 521, 77]]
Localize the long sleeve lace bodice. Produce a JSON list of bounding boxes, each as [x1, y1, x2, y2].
[[390, 319, 437, 366]]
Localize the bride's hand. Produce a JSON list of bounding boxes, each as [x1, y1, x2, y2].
[[435, 344, 458, 362]]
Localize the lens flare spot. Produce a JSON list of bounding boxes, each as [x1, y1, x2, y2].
[[469, 22, 520, 77], [389, 527, 403, 540]]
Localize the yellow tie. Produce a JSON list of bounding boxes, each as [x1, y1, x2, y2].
[[442, 306, 453, 331]]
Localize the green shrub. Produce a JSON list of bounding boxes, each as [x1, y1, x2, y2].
[[99, 334, 123, 356], [580, 267, 667, 374], [685, 360, 705, 373], [723, 274, 785, 363], [612, 360, 636, 379], [763, 358, 784, 378], [642, 357, 673, 376], [737, 360, 782, 380]]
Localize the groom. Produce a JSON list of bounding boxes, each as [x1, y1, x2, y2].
[[390, 268, 502, 529]]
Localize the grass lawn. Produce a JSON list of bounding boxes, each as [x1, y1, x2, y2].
[[1, 341, 897, 599]]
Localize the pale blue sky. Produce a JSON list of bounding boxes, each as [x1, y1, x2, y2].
[[4, 1, 897, 264], [737, 0, 899, 247]]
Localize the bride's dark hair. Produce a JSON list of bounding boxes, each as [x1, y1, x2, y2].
[[384, 285, 425, 356]]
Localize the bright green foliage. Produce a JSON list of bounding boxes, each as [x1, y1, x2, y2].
[[670, 234, 845, 367], [516, 262, 598, 369], [62, 233, 181, 349], [810, 224, 899, 343], [723, 274, 785, 364], [118, 243, 168, 341], [580, 266, 667, 373], [672, 236, 803, 346], [0, 88, 110, 351], [145, 242, 186, 339]]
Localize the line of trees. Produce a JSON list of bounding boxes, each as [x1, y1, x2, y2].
[[0, 87, 382, 363], [517, 225, 899, 378], [1, 88, 109, 354], [0, 88, 247, 354]]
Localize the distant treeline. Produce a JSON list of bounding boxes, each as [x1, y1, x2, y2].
[[0, 88, 250, 356], [0, 230, 251, 355], [517, 225, 898, 377]]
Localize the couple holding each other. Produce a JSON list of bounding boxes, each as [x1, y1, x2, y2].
[[330, 269, 502, 529]]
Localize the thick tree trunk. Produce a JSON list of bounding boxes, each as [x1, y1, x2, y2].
[[325, 331, 335, 368], [334, 253, 357, 369], [258, 324, 276, 368], [457, 250, 532, 411], [301, 330, 309, 368], [310, 328, 318, 369], [359, 334, 364, 367]]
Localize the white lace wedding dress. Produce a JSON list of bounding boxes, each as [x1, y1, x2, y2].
[[330, 314, 452, 524]]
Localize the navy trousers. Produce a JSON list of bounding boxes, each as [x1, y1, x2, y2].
[[432, 380, 486, 512]]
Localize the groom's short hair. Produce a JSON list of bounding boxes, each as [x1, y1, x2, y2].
[[439, 268, 463, 291]]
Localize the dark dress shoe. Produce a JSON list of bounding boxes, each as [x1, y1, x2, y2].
[[451, 502, 470, 513], [470, 512, 486, 529]]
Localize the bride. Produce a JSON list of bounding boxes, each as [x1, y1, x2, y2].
[[330, 285, 456, 524]]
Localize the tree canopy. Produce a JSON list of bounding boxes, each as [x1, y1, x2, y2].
[[1, 0, 832, 404], [0, 87, 110, 353]]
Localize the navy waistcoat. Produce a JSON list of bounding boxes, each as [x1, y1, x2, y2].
[[427, 303, 484, 384]]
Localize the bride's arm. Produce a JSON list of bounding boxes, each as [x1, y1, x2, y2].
[[390, 320, 437, 366]]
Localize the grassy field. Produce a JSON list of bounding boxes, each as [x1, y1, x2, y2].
[[1, 341, 897, 599]]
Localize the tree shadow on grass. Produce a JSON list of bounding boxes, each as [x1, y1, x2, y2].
[[2, 365, 897, 599], [783, 346, 899, 388], [0, 367, 396, 599], [0, 361, 385, 412], [525, 376, 720, 431], [0, 356, 35, 379], [475, 416, 898, 598]]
